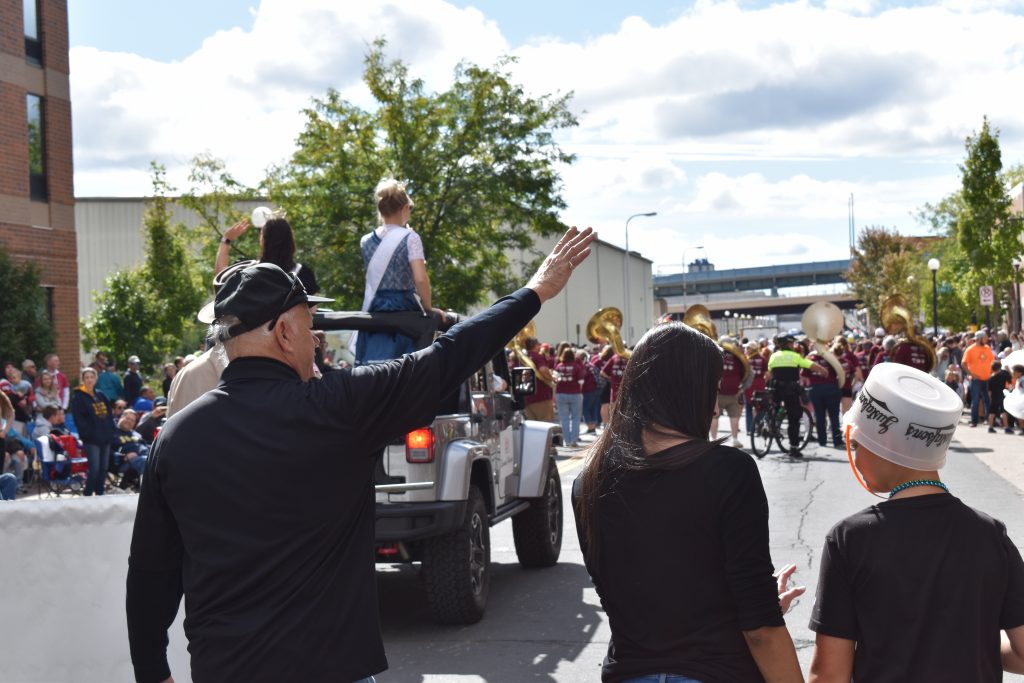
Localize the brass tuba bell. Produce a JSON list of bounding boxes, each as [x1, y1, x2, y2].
[[682, 305, 718, 340], [801, 301, 846, 387], [587, 307, 631, 359], [506, 320, 556, 389], [881, 294, 936, 372]]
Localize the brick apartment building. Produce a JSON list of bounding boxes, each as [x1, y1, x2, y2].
[[0, 0, 78, 369]]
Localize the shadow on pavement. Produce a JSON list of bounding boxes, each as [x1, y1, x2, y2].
[[756, 453, 849, 464], [376, 560, 602, 682]]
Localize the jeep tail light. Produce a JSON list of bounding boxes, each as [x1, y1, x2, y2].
[[406, 428, 434, 463]]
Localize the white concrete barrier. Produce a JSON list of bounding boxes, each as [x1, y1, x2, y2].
[[1, 496, 191, 683]]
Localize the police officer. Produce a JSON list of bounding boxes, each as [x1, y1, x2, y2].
[[767, 335, 828, 457], [126, 227, 595, 683]]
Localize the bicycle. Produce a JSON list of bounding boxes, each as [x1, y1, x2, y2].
[[748, 389, 814, 458]]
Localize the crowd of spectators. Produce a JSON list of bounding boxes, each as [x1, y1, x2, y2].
[[0, 350, 189, 500]]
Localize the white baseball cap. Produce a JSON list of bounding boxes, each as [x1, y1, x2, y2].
[[844, 363, 962, 471]]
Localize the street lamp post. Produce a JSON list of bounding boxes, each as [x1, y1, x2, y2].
[[681, 245, 705, 312], [1013, 256, 1023, 333], [624, 212, 657, 343], [928, 258, 940, 336]]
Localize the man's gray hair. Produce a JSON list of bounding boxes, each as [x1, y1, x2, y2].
[[213, 314, 272, 353]]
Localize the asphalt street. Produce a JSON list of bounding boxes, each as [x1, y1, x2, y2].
[[374, 413, 1024, 682]]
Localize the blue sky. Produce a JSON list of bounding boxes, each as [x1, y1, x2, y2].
[[67, 0, 1024, 272], [69, 1, 693, 61]]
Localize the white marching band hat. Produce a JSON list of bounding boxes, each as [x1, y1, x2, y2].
[[843, 362, 963, 471]]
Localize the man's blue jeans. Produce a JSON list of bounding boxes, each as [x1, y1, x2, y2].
[[808, 383, 842, 446], [83, 442, 111, 496], [970, 377, 990, 426], [622, 676, 702, 683]]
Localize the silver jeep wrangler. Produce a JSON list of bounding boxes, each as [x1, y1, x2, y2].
[[314, 310, 564, 625]]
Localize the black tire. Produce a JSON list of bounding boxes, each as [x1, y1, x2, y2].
[[775, 407, 814, 454], [421, 485, 490, 625], [512, 461, 563, 568], [749, 411, 773, 459]]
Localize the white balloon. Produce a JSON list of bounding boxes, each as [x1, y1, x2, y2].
[[251, 206, 272, 228]]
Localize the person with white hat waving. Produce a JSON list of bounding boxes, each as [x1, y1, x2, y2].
[[807, 363, 1024, 681]]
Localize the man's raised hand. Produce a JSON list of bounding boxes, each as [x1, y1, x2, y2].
[[526, 226, 596, 303]]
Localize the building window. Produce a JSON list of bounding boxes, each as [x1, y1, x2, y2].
[[43, 286, 55, 323], [24, 0, 41, 65], [27, 94, 47, 201]]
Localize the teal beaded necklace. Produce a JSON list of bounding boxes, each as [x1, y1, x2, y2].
[[889, 479, 948, 498]]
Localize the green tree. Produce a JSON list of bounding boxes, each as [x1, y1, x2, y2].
[[847, 226, 927, 324], [0, 245, 55, 363], [957, 117, 1018, 280], [179, 153, 260, 286], [142, 164, 205, 343], [917, 122, 1024, 330], [81, 164, 206, 370], [266, 39, 577, 311], [1003, 161, 1024, 193], [80, 269, 163, 369]]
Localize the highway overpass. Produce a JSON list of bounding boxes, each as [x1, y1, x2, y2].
[[654, 259, 851, 298]]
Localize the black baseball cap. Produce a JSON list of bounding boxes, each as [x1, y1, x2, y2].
[[214, 263, 333, 338]]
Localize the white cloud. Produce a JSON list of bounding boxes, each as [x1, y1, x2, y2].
[[70, 0, 1024, 271], [71, 0, 508, 194]]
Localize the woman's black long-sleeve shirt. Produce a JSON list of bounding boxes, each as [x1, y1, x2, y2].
[[573, 444, 784, 683], [126, 288, 540, 683]]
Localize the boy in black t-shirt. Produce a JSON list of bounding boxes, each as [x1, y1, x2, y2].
[[988, 360, 1013, 433], [808, 363, 1024, 683]]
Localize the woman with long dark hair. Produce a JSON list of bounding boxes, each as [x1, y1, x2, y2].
[[215, 215, 320, 296], [573, 323, 804, 683]]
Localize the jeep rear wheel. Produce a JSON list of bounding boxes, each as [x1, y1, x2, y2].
[[421, 485, 490, 624], [512, 461, 562, 568]]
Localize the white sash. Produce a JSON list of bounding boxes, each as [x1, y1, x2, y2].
[[349, 226, 412, 356], [361, 226, 411, 312]]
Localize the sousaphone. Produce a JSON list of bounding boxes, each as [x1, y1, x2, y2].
[[801, 301, 846, 388], [507, 320, 556, 389], [682, 305, 717, 339], [881, 294, 937, 372], [684, 305, 749, 383], [587, 307, 631, 359]]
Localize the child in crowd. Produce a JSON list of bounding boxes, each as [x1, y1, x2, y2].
[[808, 363, 1024, 682], [988, 360, 1013, 434], [943, 364, 962, 402]]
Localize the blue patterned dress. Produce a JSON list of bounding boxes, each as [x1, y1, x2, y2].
[[355, 229, 422, 363]]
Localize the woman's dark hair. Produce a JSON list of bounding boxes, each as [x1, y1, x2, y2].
[[559, 347, 576, 364], [259, 218, 297, 271], [599, 345, 615, 361], [575, 323, 724, 560]]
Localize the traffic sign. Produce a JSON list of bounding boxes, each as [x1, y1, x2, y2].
[[979, 285, 994, 306]]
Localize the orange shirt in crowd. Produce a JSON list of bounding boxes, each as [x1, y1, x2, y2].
[[962, 342, 995, 381]]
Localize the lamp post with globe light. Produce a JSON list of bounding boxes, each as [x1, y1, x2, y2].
[[928, 258, 940, 336], [1012, 256, 1022, 333], [624, 212, 657, 343], [681, 245, 705, 312]]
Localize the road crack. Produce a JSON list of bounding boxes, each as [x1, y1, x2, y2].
[[794, 478, 825, 572]]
